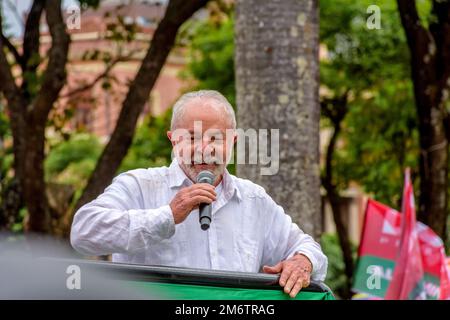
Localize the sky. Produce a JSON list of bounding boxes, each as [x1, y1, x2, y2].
[[1, 0, 79, 37], [1, 0, 169, 38]]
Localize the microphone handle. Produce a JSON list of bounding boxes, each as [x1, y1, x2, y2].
[[199, 202, 212, 231]]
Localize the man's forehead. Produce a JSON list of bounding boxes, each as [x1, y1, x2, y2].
[[186, 128, 227, 134]]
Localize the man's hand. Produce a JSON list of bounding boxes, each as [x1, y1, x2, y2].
[[169, 183, 217, 224], [263, 253, 313, 298]]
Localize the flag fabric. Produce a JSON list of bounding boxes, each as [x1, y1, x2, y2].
[[352, 169, 450, 299], [384, 168, 426, 299], [440, 254, 450, 299]]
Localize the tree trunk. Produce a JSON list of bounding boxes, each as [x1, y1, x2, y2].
[[0, 0, 70, 234], [0, 178, 23, 230], [321, 95, 353, 298], [235, 0, 322, 238], [397, 0, 450, 241]]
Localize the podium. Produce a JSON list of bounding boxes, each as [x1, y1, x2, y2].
[[63, 259, 335, 300]]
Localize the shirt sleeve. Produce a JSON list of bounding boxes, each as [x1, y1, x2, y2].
[[261, 195, 328, 282], [70, 172, 176, 256]]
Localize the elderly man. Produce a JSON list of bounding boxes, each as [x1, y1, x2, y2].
[[71, 90, 327, 298]]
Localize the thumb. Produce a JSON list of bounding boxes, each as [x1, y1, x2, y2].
[[263, 262, 283, 274]]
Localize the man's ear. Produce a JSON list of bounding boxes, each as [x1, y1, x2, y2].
[[167, 131, 176, 147]]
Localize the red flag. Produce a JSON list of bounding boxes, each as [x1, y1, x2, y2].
[[384, 168, 426, 299], [439, 254, 450, 299]]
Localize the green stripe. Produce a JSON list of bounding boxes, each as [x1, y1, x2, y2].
[[126, 281, 335, 300], [352, 255, 395, 298], [353, 256, 440, 299], [422, 273, 440, 300]]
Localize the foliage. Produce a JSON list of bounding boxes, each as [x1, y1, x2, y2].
[[181, 1, 421, 209], [181, 14, 235, 107], [119, 110, 173, 173], [319, 0, 420, 209], [45, 133, 102, 191], [44, 109, 173, 193], [0, 104, 13, 204], [320, 233, 357, 299]]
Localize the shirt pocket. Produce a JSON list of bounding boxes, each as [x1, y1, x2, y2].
[[234, 236, 260, 273]]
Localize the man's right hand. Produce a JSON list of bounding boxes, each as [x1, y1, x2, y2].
[[169, 183, 217, 224]]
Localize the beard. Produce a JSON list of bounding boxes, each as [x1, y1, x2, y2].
[[180, 161, 226, 183]]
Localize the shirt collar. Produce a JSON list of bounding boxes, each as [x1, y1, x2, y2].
[[168, 158, 242, 202], [168, 158, 191, 188]]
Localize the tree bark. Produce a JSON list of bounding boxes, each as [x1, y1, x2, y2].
[[235, 0, 322, 238], [75, 0, 210, 211], [397, 0, 450, 241], [0, 0, 69, 233], [321, 95, 353, 299]]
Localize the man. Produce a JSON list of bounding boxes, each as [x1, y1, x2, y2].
[[71, 90, 327, 298]]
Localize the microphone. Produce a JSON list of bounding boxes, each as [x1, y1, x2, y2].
[[196, 170, 215, 231]]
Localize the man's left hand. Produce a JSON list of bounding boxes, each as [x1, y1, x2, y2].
[[263, 253, 312, 298]]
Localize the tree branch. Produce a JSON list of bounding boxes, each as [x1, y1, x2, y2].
[[60, 50, 140, 99], [0, 11, 28, 183], [21, 0, 45, 75], [430, 0, 450, 110], [396, 0, 433, 70], [0, 34, 23, 66], [32, 0, 70, 123], [0, 13, 21, 108]]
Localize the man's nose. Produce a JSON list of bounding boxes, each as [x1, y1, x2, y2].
[[194, 137, 211, 153]]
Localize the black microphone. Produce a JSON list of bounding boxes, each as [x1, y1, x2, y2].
[[196, 170, 215, 231]]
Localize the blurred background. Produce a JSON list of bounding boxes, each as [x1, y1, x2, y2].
[[0, 0, 449, 299]]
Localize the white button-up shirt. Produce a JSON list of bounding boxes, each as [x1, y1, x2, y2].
[[71, 159, 328, 281]]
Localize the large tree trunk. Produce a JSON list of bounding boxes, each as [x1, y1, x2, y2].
[[397, 0, 450, 241], [235, 0, 322, 238]]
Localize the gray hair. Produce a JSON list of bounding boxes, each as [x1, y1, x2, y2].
[[170, 90, 236, 130]]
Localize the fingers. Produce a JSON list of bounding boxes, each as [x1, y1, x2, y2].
[[170, 184, 218, 224], [283, 270, 299, 294], [275, 261, 312, 298], [262, 262, 282, 274], [188, 183, 217, 197], [289, 277, 308, 298], [188, 188, 217, 202], [284, 271, 311, 298], [191, 195, 215, 206], [279, 266, 292, 287]]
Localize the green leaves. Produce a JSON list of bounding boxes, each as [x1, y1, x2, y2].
[[182, 16, 236, 107], [45, 133, 102, 180], [119, 109, 173, 173], [320, 0, 419, 209], [321, 233, 357, 299]]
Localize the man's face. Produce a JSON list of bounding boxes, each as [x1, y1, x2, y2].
[[167, 98, 236, 183]]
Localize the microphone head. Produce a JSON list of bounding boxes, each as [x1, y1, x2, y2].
[[196, 170, 215, 185]]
